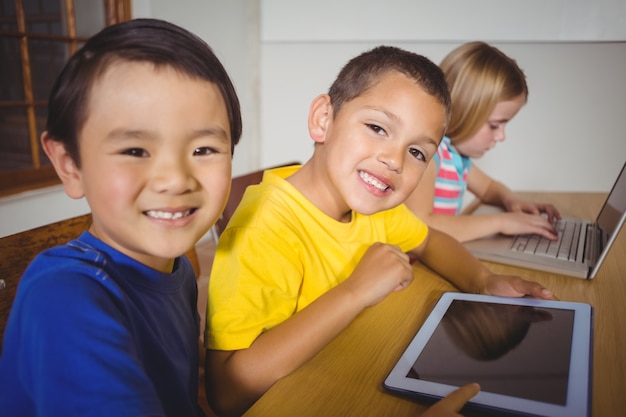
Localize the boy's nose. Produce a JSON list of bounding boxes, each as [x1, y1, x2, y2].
[[378, 146, 403, 172], [152, 157, 197, 194]]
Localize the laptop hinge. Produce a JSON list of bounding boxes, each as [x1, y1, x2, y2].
[[584, 224, 602, 264]]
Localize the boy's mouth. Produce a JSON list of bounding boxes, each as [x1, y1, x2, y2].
[[359, 171, 391, 192], [144, 208, 195, 220]]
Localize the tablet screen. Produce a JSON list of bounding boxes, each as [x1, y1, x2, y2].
[[383, 293, 592, 417], [406, 299, 573, 405]]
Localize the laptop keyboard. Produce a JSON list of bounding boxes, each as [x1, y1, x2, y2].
[[511, 219, 581, 261]]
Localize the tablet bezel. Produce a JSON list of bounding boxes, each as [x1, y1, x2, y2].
[[383, 292, 593, 417]]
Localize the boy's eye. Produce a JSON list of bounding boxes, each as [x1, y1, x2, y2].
[[366, 123, 387, 136], [193, 147, 217, 156], [409, 148, 426, 161], [122, 148, 149, 157]]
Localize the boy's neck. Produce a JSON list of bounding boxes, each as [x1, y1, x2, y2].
[[286, 161, 352, 223]]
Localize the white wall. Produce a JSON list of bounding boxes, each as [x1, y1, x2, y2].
[[262, 0, 626, 42], [0, 186, 90, 237], [260, 41, 626, 193], [259, 0, 626, 194], [2, 0, 626, 237]]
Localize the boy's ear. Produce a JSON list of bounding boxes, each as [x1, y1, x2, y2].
[[308, 94, 333, 143], [41, 132, 85, 199]]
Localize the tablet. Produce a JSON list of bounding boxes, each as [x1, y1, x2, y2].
[[383, 292, 593, 417]]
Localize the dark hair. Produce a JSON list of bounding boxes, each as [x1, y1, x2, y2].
[[328, 45, 451, 125], [46, 18, 242, 166]]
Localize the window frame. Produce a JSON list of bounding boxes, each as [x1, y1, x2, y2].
[[0, 0, 131, 198]]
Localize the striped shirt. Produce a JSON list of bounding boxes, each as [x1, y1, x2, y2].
[[433, 136, 471, 215]]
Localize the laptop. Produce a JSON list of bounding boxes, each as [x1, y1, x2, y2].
[[464, 161, 626, 279]]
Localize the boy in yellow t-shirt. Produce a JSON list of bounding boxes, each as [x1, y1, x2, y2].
[[205, 45, 555, 417]]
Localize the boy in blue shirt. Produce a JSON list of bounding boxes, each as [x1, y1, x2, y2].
[[0, 19, 241, 417]]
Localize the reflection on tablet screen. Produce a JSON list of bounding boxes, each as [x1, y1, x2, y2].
[[406, 300, 574, 405]]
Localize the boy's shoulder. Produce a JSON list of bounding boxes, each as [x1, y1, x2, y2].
[[19, 232, 155, 298], [228, 165, 305, 226], [17, 233, 117, 295], [266, 164, 301, 180], [25, 232, 95, 267], [26, 232, 106, 271], [15, 232, 196, 318]]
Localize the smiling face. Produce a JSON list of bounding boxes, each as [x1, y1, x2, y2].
[[453, 94, 525, 159], [49, 61, 232, 272], [307, 71, 446, 221]]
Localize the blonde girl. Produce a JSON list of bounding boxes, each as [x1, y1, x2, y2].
[[405, 41, 560, 242]]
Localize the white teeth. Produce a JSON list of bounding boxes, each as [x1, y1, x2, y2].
[[359, 171, 389, 191], [146, 210, 191, 220]]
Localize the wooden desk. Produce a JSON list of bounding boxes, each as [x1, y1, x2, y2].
[[243, 192, 626, 417]]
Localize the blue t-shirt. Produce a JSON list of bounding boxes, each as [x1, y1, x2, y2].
[[0, 232, 202, 417]]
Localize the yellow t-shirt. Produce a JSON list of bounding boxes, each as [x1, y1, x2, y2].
[[205, 165, 428, 350]]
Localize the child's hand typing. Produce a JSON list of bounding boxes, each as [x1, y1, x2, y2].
[[497, 211, 559, 240], [503, 198, 561, 224], [340, 242, 414, 308]]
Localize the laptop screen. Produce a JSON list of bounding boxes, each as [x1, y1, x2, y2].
[[596, 162, 626, 245]]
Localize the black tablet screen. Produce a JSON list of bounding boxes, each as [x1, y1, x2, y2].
[[406, 299, 574, 405]]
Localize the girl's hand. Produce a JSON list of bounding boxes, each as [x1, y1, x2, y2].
[[504, 198, 561, 224], [498, 211, 558, 240]]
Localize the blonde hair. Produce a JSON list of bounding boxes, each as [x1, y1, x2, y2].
[[441, 41, 528, 144]]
